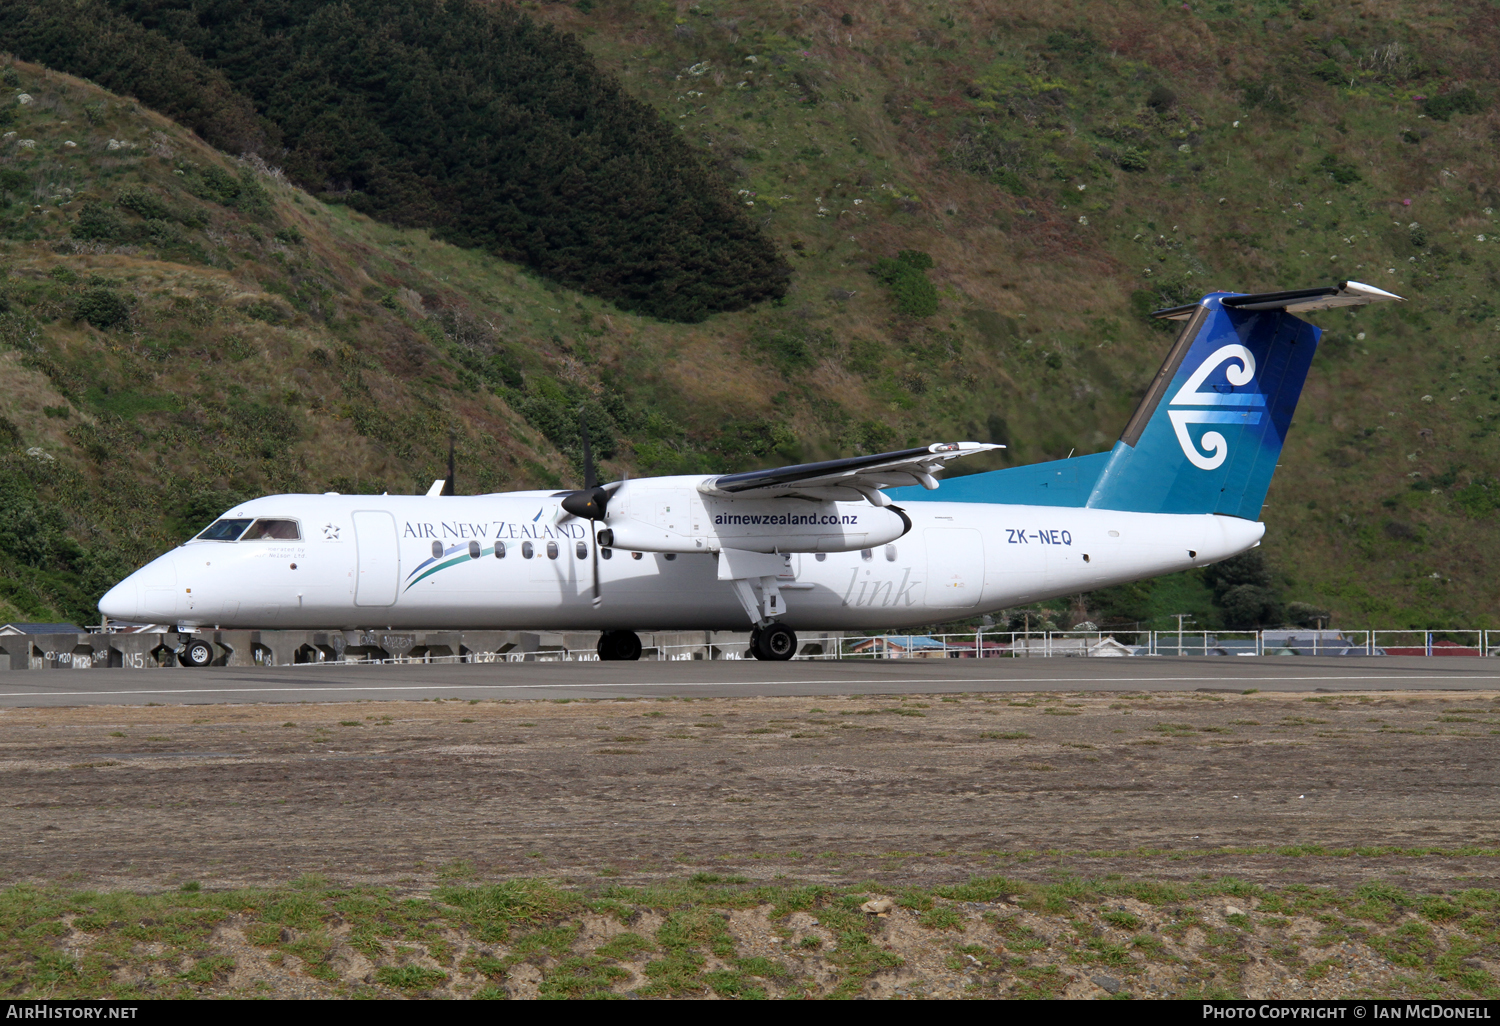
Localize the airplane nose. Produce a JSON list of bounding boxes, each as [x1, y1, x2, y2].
[[98, 579, 138, 620], [99, 553, 180, 622]]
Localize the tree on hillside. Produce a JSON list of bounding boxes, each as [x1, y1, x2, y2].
[[3, 0, 787, 322]]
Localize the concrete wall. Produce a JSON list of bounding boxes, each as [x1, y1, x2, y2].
[[0, 629, 846, 669]]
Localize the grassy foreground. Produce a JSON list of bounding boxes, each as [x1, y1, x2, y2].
[[3, 872, 1498, 1000]]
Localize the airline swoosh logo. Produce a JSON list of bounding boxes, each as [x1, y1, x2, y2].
[[405, 548, 493, 590], [407, 544, 470, 581], [1168, 344, 1263, 470]]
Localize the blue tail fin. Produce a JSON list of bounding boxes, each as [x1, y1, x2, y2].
[[1084, 294, 1320, 519], [886, 282, 1400, 518]]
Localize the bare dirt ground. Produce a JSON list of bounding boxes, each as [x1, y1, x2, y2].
[[2, 689, 1499, 998]]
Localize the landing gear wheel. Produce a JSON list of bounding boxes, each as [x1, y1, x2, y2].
[[179, 637, 215, 667], [751, 623, 797, 661], [597, 630, 642, 661]]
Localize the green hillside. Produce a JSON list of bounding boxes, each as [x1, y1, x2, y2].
[[2, 0, 1498, 630]]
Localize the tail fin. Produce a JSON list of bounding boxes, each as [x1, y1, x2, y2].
[[1085, 281, 1401, 519]]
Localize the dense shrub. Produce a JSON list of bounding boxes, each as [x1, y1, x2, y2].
[[0, 168, 28, 199], [117, 187, 171, 222], [508, 378, 618, 460], [71, 203, 130, 242], [748, 323, 832, 372], [1425, 88, 1484, 121], [1317, 153, 1361, 185], [74, 287, 130, 328], [870, 250, 939, 318], [1203, 550, 1284, 629]]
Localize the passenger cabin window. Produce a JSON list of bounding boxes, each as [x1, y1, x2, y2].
[[860, 549, 873, 562], [576, 541, 587, 559], [522, 541, 534, 559], [495, 541, 506, 559], [815, 552, 827, 562], [546, 541, 559, 559], [196, 518, 252, 541], [243, 519, 301, 541], [601, 547, 613, 560], [885, 545, 897, 561], [468, 541, 481, 559], [431, 541, 443, 559]]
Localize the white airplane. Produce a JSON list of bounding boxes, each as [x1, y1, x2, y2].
[[100, 281, 1401, 662]]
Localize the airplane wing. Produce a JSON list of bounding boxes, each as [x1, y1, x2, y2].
[[697, 441, 1002, 506]]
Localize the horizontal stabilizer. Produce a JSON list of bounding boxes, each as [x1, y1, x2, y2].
[[1153, 280, 1403, 320]]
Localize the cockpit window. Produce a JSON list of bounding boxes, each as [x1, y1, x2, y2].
[[196, 518, 253, 541], [242, 518, 302, 540]]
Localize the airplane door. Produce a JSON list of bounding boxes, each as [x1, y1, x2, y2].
[[353, 511, 400, 607], [924, 528, 983, 607]]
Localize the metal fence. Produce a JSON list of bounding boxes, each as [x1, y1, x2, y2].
[[5, 627, 1497, 671], [826, 629, 1500, 659], [229, 629, 1500, 663]]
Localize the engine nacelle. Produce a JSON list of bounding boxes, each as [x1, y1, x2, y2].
[[600, 476, 909, 554]]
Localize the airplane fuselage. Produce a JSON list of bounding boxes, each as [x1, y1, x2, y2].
[[100, 491, 1265, 632]]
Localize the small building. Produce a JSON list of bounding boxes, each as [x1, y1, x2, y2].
[[1009, 636, 1090, 657], [1088, 636, 1137, 657], [847, 635, 952, 658], [944, 639, 1011, 658], [0, 623, 83, 636]]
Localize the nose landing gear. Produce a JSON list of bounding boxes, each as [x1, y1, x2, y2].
[[749, 622, 797, 661], [179, 637, 215, 667]]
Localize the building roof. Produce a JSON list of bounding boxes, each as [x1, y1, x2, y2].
[[0, 623, 84, 636], [850, 635, 947, 650]]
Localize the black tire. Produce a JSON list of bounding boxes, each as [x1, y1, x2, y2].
[[753, 623, 797, 661], [180, 638, 214, 667], [598, 630, 643, 661]]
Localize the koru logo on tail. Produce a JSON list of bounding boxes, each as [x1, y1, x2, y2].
[[1167, 344, 1264, 470]]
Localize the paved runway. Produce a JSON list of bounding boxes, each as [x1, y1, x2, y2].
[[1, 655, 1498, 706]]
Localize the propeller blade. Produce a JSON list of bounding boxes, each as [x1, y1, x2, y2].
[[559, 408, 612, 521], [591, 521, 601, 607], [579, 408, 597, 491], [441, 434, 456, 496]]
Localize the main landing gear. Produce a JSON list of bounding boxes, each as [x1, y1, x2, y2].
[[749, 622, 797, 661], [597, 630, 643, 661]]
